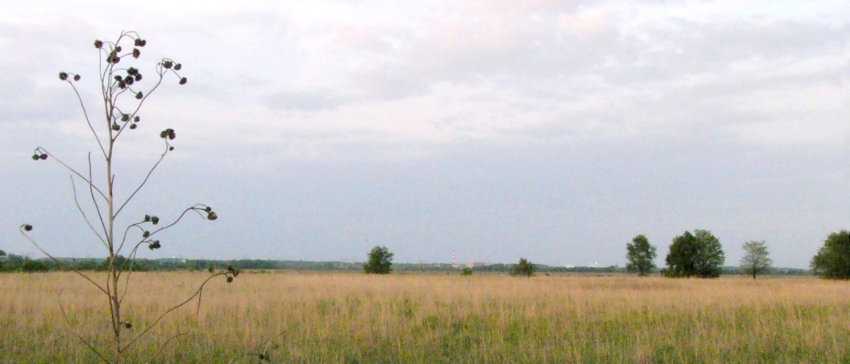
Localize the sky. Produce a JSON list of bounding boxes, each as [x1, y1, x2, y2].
[[1, 1, 848, 269]]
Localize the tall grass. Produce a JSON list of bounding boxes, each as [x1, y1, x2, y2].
[[1, 272, 848, 363]]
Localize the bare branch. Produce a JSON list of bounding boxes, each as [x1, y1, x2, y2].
[[66, 82, 107, 159], [115, 141, 170, 217], [19, 227, 108, 295], [70, 176, 108, 250], [36, 148, 107, 201], [144, 332, 188, 364], [58, 291, 110, 364], [121, 272, 228, 353], [87, 154, 110, 241], [147, 205, 211, 238]]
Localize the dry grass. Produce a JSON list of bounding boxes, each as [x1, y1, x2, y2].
[[1, 271, 848, 363]]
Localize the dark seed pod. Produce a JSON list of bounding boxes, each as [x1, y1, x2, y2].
[[112, 123, 120, 131], [151, 216, 159, 225], [149, 240, 161, 250], [39, 154, 47, 160], [174, 63, 182, 71], [118, 81, 126, 89], [23, 224, 33, 232], [32, 154, 39, 160], [73, 75, 81, 81], [169, 146, 174, 151], [94, 39, 103, 49], [232, 269, 240, 277], [129, 123, 137, 130], [59, 72, 68, 81], [135, 91, 143, 100], [115, 46, 122, 53], [226, 265, 233, 272], [124, 322, 132, 329], [207, 265, 215, 273], [125, 76, 134, 86], [144, 215, 151, 222], [226, 276, 233, 283], [134, 74, 142, 82], [121, 114, 130, 122], [142, 231, 150, 238], [127, 67, 138, 75], [114, 75, 123, 81], [207, 212, 218, 221], [163, 60, 173, 69], [134, 116, 140, 122], [204, 206, 212, 213], [132, 48, 140, 58], [179, 77, 187, 85]]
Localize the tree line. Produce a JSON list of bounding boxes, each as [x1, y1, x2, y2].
[[626, 229, 850, 279]]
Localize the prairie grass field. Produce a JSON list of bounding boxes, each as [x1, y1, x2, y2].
[[1, 271, 849, 363]]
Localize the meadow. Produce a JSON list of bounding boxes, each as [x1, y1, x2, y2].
[[1, 271, 849, 363]]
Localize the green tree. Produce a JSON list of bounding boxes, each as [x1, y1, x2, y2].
[[626, 234, 657, 276], [510, 257, 535, 277], [811, 230, 850, 279], [740, 240, 772, 279], [364, 246, 394, 274], [664, 229, 725, 278]]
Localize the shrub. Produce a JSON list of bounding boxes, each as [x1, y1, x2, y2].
[[364, 246, 394, 274], [510, 258, 535, 277]]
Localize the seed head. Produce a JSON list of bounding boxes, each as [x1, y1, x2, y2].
[[59, 72, 68, 81], [94, 39, 103, 49]]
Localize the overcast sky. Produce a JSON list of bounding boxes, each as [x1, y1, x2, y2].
[[1, 1, 848, 268]]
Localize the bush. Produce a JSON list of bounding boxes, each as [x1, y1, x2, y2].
[[811, 230, 850, 279], [461, 267, 473, 276], [510, 258, 535, 277], [364, 246, 393, 274], [21, 259, 49, 273]]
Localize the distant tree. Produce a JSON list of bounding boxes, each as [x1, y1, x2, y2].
[[510, 257, 535, 277], [21, 259, 49, 273], [364, 246, 394, 274], [0, 250, 6, 257], [626, 234, 657, 276], [811, 230, 850, 279], [740, 240, 772, 279], [461, 267, 473, 276], [664, 229, 725, 278]]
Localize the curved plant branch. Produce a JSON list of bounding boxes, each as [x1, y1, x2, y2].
[[59, 291, 110, 364], [121, 267, 238, 354], [20, 225, 108, 295]]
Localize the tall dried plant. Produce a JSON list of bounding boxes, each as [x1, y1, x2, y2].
[[20, 31, 238, 363]]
